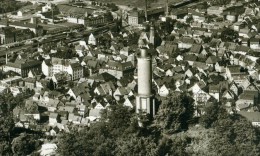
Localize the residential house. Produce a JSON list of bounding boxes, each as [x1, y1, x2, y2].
[[42, 57, 83, 80], [206, 55, 218, 67], [189, 83, 210, 104], [226, 65, 241, 80], [49, 112, 59, 126], [170, 8, 188, 20], [209, 84, 220, 101], [250, 38, 260, 50], [4, 59, 41, 78], [239, 27, 250, 38], [230, 81, 240, 96], [46, 99, 60, 112], [23, 78, 36, 90], [236, 90, 259, 112], [188, 9, 205, 23], [128, 9, 145, 26], [113, 86, 129, 101], [238, 111, 260, 127], [207, 6, 226, 16], [99, 61, 134, 79], [178, 37, 195, 49], [123, 96, 135, 108], [189, 44, 202, 55], [158, 84, 170, 97], [222, 90, 236, 101], [88, 33, 96, 45], [215, 61, 227, 73]]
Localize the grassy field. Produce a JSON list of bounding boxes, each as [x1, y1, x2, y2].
[[94, 0, 184, 9]]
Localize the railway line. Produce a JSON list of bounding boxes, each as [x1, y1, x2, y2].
[[0, 22, 117, 57]]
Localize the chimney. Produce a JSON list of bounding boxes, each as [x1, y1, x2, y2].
[[145, 0, 148, 22], [166, 0, 169, 16], [5, 53, 7, 64]]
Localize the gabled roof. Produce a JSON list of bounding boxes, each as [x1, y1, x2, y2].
[[184, 54, 197, 62], [179, 37, 195, 44], [239, 90, 258, 100], [105, 61, 134, 71], [238, 111, 260, 122], [206, 55, 219, 64], [89, 108, 102, 117], [227, 65, 241, 73], [189, 44, 202, 54], [115, 87, 129, 95], [93, 72, 116, 82]]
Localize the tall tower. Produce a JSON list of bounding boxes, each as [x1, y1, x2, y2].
[[136, 48, 155, 116], [149, 25, 155, 45]]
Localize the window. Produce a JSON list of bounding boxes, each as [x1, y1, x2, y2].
[[141, 98, 147, 110]]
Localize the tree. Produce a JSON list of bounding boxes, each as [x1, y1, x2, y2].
[[186, 16, 193, 24], [108, 3, 118, 11], [0, 71, 6, 80], [115, 134, 158, 156], [175, 21, 188, 29], [128, 32, 139, 45], [12, 133, 42, 155], [256, 58, 260, 65], [58, 104, 135, 155], [220, 28, 238, 42], [164, 18, 175, 34], [200, 102, 219, 128], [48, 79, 55, 90], [201, 35, 212, 43], [154, 93, 194, 133], [209, 112, 260, 155]]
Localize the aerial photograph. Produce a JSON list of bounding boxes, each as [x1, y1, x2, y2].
[[0, 0, 260, 155]]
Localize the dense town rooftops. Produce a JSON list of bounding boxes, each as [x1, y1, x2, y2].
[[6, 59, 41, 69]]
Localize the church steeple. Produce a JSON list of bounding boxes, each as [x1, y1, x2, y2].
[[149, 24, 155, 45]]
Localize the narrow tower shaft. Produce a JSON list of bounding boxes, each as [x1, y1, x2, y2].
[[136, 48, 155, 116], [137, 49, 152, 95]]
